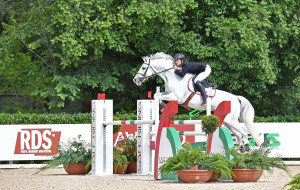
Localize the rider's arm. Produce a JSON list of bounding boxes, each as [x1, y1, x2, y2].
[[174, 63, 191, 77]]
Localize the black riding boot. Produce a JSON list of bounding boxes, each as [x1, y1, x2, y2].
[[195, 81, 208, 105]]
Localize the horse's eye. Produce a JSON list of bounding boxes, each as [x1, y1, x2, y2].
[[142, 67, 146, 70]]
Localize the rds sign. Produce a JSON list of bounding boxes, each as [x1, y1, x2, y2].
[[14, 128, 61, 156]]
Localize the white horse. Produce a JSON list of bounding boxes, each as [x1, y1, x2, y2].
[[133, 52, 263, 149]]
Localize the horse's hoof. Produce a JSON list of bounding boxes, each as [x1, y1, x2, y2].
[[239, 145, 245, 153], [239, 144, 250, 152], [159, 102, 166, 111], [244, 144, 250, 152]]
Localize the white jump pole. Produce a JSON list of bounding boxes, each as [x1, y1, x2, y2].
[[91, 100, 113, 176], [137, 86, 160, 175], [206, 87, 212, 115], [104, 120, 154, 125], [136, 99, 156, 175]]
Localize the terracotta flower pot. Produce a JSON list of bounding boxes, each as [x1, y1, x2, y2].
[[232, 169, 262, 182], [63, 163, 91, 175], [250, 169, 263, 182], [113, 162, 129, 174], [207, 171, 222, 182], [125, 162, 137, 174], [176, 170, 213, 183]]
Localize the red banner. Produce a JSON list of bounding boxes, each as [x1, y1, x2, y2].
[[113, 124, 195, 147], [14, 128, 61, 156]]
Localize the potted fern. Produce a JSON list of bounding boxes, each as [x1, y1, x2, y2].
[[36, 135, 91, 175], [205, 153, 234, 182], [159, 144, 232, 183], [283, 173, 300, 190], [113, 148, 128, 174], [118, 136, 137, 173], [227, 143, 289, 182]]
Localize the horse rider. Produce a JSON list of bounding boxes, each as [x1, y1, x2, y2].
[[173, 53, 211, 105]]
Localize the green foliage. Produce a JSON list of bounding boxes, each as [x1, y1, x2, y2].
[[173, 113, 203, 120], [113, 148, 127, 172], [159, 145, 206, 175], [115, 112, 136, 120], [201, 115, 220, 135], [0, 113, 91, 124], [283, 173, 300, 190], [227, 144, 289, 174], [118, 137, 137, 162], [0, 112, 297, 127], [254, 115, 300, 122], [36, 135, 91, 174], [0, 113, 120, 133], [0, 0, 197, 111], [204, 153, 233, 179], [0, 0, 299, 116], [159, 143, 233, 179]]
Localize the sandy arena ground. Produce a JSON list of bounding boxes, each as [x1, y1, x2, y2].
[[0, 166, 299, 190]]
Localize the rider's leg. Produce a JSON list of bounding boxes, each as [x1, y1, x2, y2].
[[194, 65, 211, 105], [195, 64, 211, 81], [195, 81, 208, 105]]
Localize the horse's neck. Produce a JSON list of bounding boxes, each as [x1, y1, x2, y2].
[[153, 59, 191, 94], [159, 69, 191, 93]]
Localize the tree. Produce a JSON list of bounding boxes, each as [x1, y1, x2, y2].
[[0, 0, 298, 116], [170, 0, 299, 116]]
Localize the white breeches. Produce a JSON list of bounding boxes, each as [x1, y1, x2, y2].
[[195, 64, 211, 82]]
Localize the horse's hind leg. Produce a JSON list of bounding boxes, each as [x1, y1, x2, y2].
[[222, 122, 243, 146], [223, 120, 250, 150], [223, 108, 250, 150]]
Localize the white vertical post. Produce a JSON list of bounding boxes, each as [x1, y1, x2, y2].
[[154, 86, 160, 140], [206, 87, 212, 115], [137, 100, 155, 175], [92, 100, 113, 176]]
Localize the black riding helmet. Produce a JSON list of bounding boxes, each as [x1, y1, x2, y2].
[[174, 53, 185, 60]]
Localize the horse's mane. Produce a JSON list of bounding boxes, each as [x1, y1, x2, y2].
[[145, 52, 174, 61]]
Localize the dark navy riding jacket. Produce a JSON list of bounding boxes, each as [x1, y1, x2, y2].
[[175, 60, 207, 77]]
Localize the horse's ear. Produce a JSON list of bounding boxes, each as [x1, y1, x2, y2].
[[142, 57, 146, 63]]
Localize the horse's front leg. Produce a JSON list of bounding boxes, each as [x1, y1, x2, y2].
[[154, 92, 178, 102], [154, 92, 178, 111]]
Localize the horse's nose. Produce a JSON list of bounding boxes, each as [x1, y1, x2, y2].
[[133, 77, 138, 84]]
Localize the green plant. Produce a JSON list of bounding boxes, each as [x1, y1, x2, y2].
[[227, 143, 289, 174], [159, 144, 206, 175], [113, 148, 127, 172], [159, 143, 233, 179], [204, 153, 233, 179], [118, 137, 137, 162], [36, 135, 91, 174], [283, 173, 300, 190], [201, 115, 220, 135]]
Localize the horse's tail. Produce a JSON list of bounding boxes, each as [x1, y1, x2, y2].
[[237, 96, 263, 146]]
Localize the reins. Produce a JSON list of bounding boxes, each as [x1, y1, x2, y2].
[[136, 59, 173, 81]]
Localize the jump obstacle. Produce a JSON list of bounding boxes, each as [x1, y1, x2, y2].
[[91, 89, 234, 180]]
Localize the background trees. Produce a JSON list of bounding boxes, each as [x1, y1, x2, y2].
[[0, 0, 299, 116]]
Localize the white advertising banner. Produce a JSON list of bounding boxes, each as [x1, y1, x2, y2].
[[241, 122, 300, 158], [0, 122, 299, 160], [0, 124, 91, 161]]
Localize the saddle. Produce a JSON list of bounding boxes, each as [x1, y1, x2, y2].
[[180, 75, 216, 110], [191, 75, 216, 92]]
